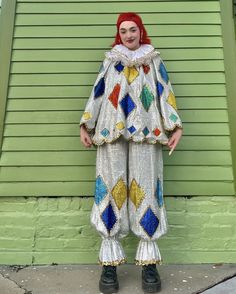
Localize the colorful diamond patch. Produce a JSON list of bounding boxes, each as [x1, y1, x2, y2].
[[140, 85, 154, 112], [116, 121, 125, 130], [170, 113, 178, 123], [128, 125, 136, 134], [101, 128, 110, 137], [95, 175, 108, 205], [111, 178, 127, 210], [120, 93, 136, 118], [114, 61, 124, 73], [123, 66, 139, 84], [140, 207, 159, 237], [101, 202, 117, 233], [142, 127, 150, 136], [156, 82, 164, 98], [82, 112, 92, 120], [108, 84, 121, 109], [153, 128, 161, 137], [142, 64, 150, 74], [159, 62, 169, 83], [129, 179, 145, 209], [167, 91, 177, 110], [94, 77, 105, 99]]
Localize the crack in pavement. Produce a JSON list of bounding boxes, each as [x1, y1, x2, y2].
[[0, 272, 32, 294], [193, 272, 236, 294]]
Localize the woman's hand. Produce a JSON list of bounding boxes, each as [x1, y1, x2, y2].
[[80, 125, 93, 148], [167, 127, 183, 154]]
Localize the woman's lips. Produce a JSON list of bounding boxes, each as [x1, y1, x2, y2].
[[127, 39, 134, 43]]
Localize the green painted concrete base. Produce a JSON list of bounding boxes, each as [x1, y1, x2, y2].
[[0, 196, 235, 265]]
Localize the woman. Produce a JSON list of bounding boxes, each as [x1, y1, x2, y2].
[[80, 12, 183, 294]]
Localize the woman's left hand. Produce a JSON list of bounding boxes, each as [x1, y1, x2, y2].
[[167, 127, 183, 153]]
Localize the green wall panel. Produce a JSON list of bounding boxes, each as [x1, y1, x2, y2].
[[0, 0, 235, 197]]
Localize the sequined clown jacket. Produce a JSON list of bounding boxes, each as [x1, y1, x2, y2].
[[79, 44, 182, 146]]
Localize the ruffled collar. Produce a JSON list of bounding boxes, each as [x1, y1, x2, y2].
[[105, 44, 159, 66]]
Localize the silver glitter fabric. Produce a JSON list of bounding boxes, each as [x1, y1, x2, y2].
[[80, 44, 183, 266], [79, 44, 182, 146], [90, 137, 167, 266]]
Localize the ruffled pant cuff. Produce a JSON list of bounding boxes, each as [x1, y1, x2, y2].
[[98, 237, 127, 266], [135, 239, 162, 265]]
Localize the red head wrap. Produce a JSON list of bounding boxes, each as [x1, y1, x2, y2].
[[112, 12, 151, 47]]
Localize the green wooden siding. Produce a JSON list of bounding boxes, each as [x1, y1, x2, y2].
[[0, 0, 235, 197]]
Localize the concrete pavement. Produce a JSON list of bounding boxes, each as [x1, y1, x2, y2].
[[0, 264, 235, 294]]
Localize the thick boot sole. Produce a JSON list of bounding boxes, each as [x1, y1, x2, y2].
[[142, 280, 161, 293], [99, 280, 119, 294]]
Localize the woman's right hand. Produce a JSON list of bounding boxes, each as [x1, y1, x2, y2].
[[80, 125, 93, 148]]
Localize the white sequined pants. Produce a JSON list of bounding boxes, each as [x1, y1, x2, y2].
[[90, 137, 168, 266]]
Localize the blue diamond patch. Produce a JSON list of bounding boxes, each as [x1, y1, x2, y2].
[[159, 62, 169, 83], [156, 82, 164, 99], [119, 93, 136, 118], [101, 128, 110, 137], [114, 62, 124, 73], [95, 175, 108, 205], [140, 207, 159, 237], [101, 203, 117, 232], [128, 125, 136, 134], [94, 77, 105, 99]]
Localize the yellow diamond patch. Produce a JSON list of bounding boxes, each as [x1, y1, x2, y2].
[[116, 121, 125, 130], [123, 66, 139, 84], [111, 178, 127, 210], [167, 92, 177, 110], [129, 179, 145, 209], [82, 111, 92, 120]]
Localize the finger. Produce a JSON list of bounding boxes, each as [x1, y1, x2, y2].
[[168, 138, 177, 150], [86, 137, 92, 145], [170, 140, 178, 151], [168, 135, 175, 146], [85, 137, 92, 147], [168, 138, 175, 148]]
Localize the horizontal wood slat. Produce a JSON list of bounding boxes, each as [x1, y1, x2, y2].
[[0, 150, 232, 166], [0, 181, 234, 197], [16, 2, 221, 14], [15, 12, 221, 25]]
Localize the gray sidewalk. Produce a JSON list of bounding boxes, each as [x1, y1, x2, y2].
[[0, 264, 235, 294]]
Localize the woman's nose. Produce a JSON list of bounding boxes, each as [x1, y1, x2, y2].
[[126, 32, 131, 38]]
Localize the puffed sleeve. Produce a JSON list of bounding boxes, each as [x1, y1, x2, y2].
[[79, 57, 112, 132], [152, 54, 183, 132]]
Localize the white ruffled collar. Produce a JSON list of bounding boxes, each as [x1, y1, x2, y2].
[[105, 44, 159, 66]]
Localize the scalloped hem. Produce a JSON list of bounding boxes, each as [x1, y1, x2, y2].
[[92, 132, 169, 146], [80, 122, 183, 146], [135, 259, 162, 266], [98, 258, 127, 266]]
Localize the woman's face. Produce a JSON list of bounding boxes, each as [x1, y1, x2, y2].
[[119, 21, 141, 50]]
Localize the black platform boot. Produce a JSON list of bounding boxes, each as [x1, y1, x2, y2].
[[142, 264, 161, 293], [99, 265, 119, 294]]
